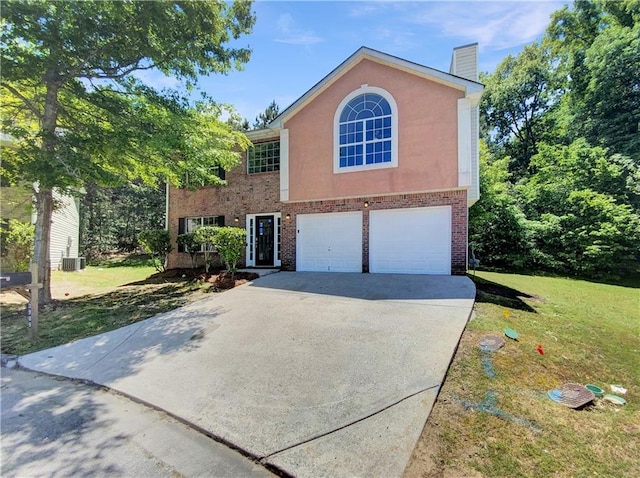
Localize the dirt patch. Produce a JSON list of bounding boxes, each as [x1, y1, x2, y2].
[[207, 271, 259, 290]]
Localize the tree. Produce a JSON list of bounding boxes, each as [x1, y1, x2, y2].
[[0, 220, 35, 272], [1, 0, 255, 304], [518, 139, 640, 275], [177, 232, 200, 269], [253, 100, 280, 129], [80, 181, 166, 259], [480, 42, 561, 172], [469, 143, 530, 267], [212, 226, 246, 277], [138, 229, 172, 273], [226, 111, 250, 132], [547, 0, 640, 158], [192, 226, 219, 274]]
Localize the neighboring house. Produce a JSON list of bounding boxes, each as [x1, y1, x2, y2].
[[0, 186, 81, 271], [167, 44, 483, 275], [48, 189, 81, 270]]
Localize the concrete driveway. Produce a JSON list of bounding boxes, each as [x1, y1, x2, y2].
[[19, 272, 475, 477]]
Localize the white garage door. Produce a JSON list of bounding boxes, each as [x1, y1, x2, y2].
[[297, 212, 362, 272], [369, 206, 452, 274]]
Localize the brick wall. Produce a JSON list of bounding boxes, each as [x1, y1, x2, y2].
[[281, 189, 468, 274], [167, 150, 282, 269], [168, 150, 469, 274]]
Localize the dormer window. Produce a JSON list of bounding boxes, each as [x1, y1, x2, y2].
[[334, 86, 398, 173]]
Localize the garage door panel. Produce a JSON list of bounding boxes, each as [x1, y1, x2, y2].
[[297, 212, 362, 272], [370, 206, 451, 275]]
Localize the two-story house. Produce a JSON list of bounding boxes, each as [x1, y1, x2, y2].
[[167, 44, 483, 275]]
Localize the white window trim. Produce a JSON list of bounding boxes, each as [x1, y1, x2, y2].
[[333, 85, 399, 174], [245, 212, 281, 267]]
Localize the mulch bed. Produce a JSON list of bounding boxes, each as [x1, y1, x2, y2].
[[149, 267, 259, 290]]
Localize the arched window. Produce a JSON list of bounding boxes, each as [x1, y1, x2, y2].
[[334, 87, 398, 172]]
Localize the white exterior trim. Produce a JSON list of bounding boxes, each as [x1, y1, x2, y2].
[[246, 128, 280, 142], [282, 186, 469, 204], [245, 212, 281, 267], [468, 104, 480, 205], [458, 98, 472, 188], [333, 85, 399, 174], [279, 128, 289, 201]]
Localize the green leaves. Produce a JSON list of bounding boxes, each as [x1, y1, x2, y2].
[[212, 227, 246, 275], [1, 0, 255, 302], [138, 229, 171, 273]]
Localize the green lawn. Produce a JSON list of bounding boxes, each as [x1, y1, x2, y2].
[[406, 271, 640, 478], [1, 258, 209, 355]]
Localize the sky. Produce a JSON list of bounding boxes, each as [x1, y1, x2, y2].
[[139, 0, 567, 123]]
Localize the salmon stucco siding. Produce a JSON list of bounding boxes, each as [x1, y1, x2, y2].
[[285, 58, 463, 202]]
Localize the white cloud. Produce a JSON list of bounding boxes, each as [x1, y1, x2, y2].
[[408, 1, 564, 51], [274, 12, 324, 45]]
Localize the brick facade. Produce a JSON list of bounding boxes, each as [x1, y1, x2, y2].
[[280, 190, 468, 275], [166, 148, 281, 269]]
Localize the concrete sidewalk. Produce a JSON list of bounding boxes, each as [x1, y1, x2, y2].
[[1, 368, 272, 477], [19, 272, 475, 477]]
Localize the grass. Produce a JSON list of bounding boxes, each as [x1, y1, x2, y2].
[[0, 259, 210, 356], [405, 271, 640, 478]]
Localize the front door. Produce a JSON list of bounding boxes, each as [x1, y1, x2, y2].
[[256, 215, 275, 266]]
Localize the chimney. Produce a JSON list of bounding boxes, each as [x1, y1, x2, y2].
[[449, 43, 478, 82]]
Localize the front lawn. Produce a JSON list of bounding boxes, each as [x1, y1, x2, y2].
[[0, 258, 210, 355], [405, 271, 640, 477]]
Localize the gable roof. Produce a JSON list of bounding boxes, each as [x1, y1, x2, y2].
[[269, 46, 484, 128]]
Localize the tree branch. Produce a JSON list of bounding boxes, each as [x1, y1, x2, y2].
[[1, 82, 42, 119]]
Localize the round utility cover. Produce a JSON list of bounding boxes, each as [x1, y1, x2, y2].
[[504, 328, 519, 340], [603, 394, 627, 405], [479, 334, 505, 352], [547, 383, 595, 408], [585, 384, 604, 397]]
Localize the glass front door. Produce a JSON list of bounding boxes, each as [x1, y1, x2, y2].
[[256, 215, 274, 266]]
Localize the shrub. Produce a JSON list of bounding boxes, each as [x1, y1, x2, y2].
[[212, 226, 246, 277], [0, 220, 34, 272], [192, 226, 219, 273], [138, 229, 172, 272]]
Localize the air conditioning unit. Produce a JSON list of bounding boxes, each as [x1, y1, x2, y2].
[[61, 257, 86, 271]]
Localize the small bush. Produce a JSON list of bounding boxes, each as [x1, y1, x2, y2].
[[212, 226, 246, 276], [138, 229, 172, 272]]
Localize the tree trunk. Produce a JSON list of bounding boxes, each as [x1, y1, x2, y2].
[[33, 187, 54, 305], [36, 70, 63, 305]]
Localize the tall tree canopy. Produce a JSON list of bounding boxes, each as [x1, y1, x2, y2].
[[1, 0, 255, 303], [473, 0, 640, 279], [547, 0, 640, 158], [253, 99, 280, 128]]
